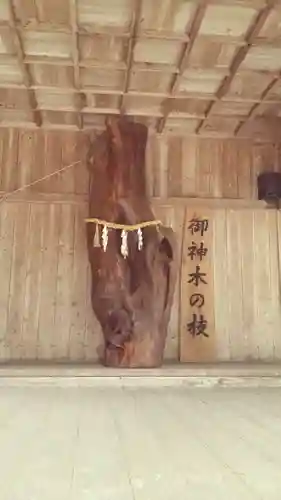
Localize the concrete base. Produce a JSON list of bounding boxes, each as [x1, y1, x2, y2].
[[1, 362, 281, 387]]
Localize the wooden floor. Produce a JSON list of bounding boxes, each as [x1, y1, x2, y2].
[[1, 362, 281, 387], [0, 383, 281, 499]]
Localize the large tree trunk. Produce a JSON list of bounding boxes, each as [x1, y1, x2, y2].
[[86, 118, 177, 367]]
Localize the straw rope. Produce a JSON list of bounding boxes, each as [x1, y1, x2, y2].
[[85, 218, 162, 230]]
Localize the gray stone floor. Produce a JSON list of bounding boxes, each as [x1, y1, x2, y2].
[[1, 385, 281, 499]]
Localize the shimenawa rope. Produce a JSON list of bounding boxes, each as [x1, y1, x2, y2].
[[85, 218, 162, 231], [0, 158, 161, 258]]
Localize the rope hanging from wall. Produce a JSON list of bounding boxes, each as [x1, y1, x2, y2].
[[85, 218, 162, 259], [0, 160, 82, 204], [0, 161, 164, 259]]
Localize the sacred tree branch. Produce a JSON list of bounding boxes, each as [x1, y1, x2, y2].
[[86, 118, 177, 367]]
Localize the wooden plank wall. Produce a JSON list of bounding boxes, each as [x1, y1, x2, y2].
[[0, 128, 281, 362], [0, 128, 280, 200], [180, 207, 281, 362], [0, 199, 184, 361], [146, 135, 281, 199], [0, 128, 88, 196], [0, 201, 99, 361]]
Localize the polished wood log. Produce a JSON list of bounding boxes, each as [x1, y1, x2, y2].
[[86, 118, 177, 367]]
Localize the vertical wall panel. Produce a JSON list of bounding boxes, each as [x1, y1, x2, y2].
[[167, 136, 182, 197], [180, 206, 281, 363], [181, 138, 197, 196], [237, 209, 256, 359], [6, 203, 31, 359], [53, 204, 75, 359], [153, 203, 185, 360], [225, 210, 246, 360], [68, 203, 90, 360], [252, 211, 275, 360], [21, 203, 45, 359], [1, 128, 280, 201], [212, 209, 230, 360], [275, 213, 281, 358], [37, 204, 61, 359], [0, 203, 15, 360]]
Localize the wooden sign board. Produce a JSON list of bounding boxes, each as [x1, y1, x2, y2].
[[180, 208, 216, 362]]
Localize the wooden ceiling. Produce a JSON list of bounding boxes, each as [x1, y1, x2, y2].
[[1, 0, 281, 139]]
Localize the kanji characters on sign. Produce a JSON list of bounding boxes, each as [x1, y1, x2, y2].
[[187, 313, 209, 338], [187, 241, 208, 261], [188, 217, 209, 237], [186, 216, 210, 340], [189, 293, 205, 308], [188, 265, 207, 287]]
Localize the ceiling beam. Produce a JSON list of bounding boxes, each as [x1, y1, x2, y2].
[[234, 75, 281, 135], [1, 82, 281, 105], [195, 1, 276, 135], [157, 1, 208, 133], [8, 0, 42, 127], [118, 0, 142, 113]]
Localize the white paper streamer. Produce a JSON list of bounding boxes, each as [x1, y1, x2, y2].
[[102, 225, 108, 252], [93, 224, 100, 247], [137, 227, 143, 251], [121, 230, 128, 259]]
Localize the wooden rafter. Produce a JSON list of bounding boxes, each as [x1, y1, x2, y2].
[[118, 0, 142, 113], [234, 76, 281, 136], [8, 0, 42, 127], [1, 83, 281, 106], [195, 1, 277, 135], [157, 1, 208, 133], [70, 0, 83, 129], [0, 0, 281, 136]]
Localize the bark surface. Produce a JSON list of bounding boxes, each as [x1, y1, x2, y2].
[[86, 118, 177, 367]]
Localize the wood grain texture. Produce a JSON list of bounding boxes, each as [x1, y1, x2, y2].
[[1, 0, 281, 140], [180, 206, 281, 362], [0, 200, 281, 363], [180, 208, 216, 362], [0, 128, 281, 363], [86, 118, 177, 368], [1, 128, 281, 201], [0, 200, 181, 362]]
